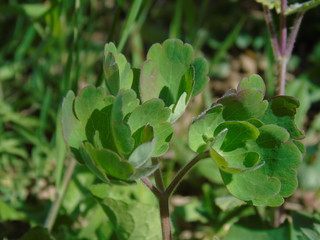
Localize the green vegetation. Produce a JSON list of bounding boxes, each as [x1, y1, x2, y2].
[[1, 0, 320, 239]]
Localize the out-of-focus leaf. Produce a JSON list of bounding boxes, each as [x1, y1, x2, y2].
[[225, 217, 291, 240], [20, 226, 55, 240], [255, 0, 280, 12], [286, 0, 320, 16], [215, 195, 246, 211], [292, 212, 320, 240], [298, 144, 320, 190], [286, 79, 311, 128], [99, 198, 161, 240], [0, 200, 25, 220]]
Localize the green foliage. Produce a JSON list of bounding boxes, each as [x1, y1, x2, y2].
[[62, 87, 171, 183], [20, 227, 55, 240], [255, 0, 320, 15], [286, 0, 320, 15], [90, 184, 161, 240], [3, 1, 319, 239], [139, 39, 209, 122], [224, 218, 291, 240], [62, 39, 209, 182], [188, 74, 304, 206]]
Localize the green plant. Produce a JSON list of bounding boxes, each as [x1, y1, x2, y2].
[[3, 1, 320, 239], [61, 39, 304, 239]]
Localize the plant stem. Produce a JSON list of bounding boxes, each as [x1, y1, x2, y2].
[[278, 57, 287, 95], [141, 178, 172, 239], [278, 0, 288, 95], [263, 6, 280, 59], [44, 158, 76, 231], [286, 11, 304, 59], [159, 194, 172, 240], [280, 0, 287, 56], [141, 177, 161, 197], [141, 153, 208, 240], [166, 152, 208, 197], [152, 158, 165, 191]]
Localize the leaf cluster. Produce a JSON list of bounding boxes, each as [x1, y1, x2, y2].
[[62, 39, 209, 183], [188, 75, 304, 206]]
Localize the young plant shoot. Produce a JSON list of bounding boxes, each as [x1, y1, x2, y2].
[[62, 39, 304, 240]]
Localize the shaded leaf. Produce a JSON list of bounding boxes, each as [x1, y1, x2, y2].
[[259, 96, 304, 139], [128, 140, 155, 167], [192, 58, 209, 96], [79, 144, 109, 183], [286, 0, 320, 16], [215, 195, 246, 211], [255, 0, 280, 12], [100, 198, 161, 240], [104, 43, 133, 95], [188, 105, 223, 152], [20, 227, 55, 240], [225, 217, 290, 240], [111, 90, 138, 156], [83, 142, 135, 181]]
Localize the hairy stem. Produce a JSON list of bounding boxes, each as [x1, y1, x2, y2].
[[278, 0, 288, 95], [278, 57, 287, 95], [44, 158, 76, 231], [280, 0, 287, 55], [286, 11, 304, 59], [263, 6, 280, 59]]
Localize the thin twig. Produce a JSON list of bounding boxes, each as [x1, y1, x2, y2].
[[44, 158, 76, 231], [286, 11, 304, 59], [263, 6, 281, 59], [141, 177, 161, 198]]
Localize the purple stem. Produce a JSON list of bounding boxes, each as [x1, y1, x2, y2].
[[263, 6, 281, 59], [280, 0, 287, 56], [286, 11, 304, 59]]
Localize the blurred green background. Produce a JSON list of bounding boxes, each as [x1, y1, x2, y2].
[[1, 0, 320, 239]]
